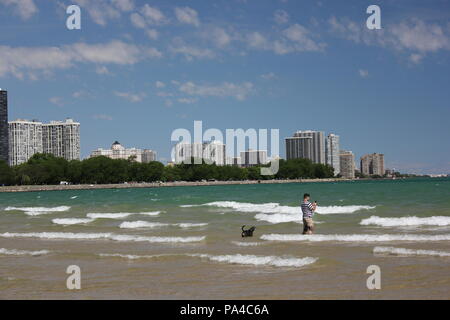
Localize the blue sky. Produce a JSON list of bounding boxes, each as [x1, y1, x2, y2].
[[1, 0, 449, 174]]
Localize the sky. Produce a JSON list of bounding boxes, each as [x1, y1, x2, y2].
[[0, 0, 449, 174]]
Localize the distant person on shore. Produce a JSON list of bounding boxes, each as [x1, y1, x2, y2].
[[301, 193, 317, 235]]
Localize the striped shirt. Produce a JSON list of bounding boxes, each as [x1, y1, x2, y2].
[[301, 200, 314, 218]]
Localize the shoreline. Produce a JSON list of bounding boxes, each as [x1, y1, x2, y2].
[[0, 178, 358, 193]]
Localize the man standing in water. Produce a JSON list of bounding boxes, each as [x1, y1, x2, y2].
[[301, 193, 317, 235]]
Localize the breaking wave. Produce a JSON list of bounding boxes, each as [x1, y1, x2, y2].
[[361, 216, 450, 227], [52, 218, 95, 225], [0, 232, 205, 243], [190, 254, 318, 268], [119, 221, 169, 229], [0, 248, 50, 256], [261, 233, 450, 242], [195, 201, 374, 216], [4, 206, 71, 216], [373, 246, 450, 257], [231, 241, 263, 247], [119, 221, 208, 229], [86, 211, 161, 219], [99, 253, 179, 260]]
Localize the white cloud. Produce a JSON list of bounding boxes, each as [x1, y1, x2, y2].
[[111, 0, 134, 12], [73, 0, 120, 26], [49, 96, 64, 107], [281, 24, 324, 51], [0, 40, 160, 79], [130, 12, 146, 28], [247, 32, 269, 49], [177, 97, 197, 104], [409, 53, 423, 64], [178, 81, 254, 101], [210, 28, 232, 48], [0, 0, 38, 20], [260, 72, 276, 80], [329, 16, 450, 63], [174, 7, 200, 27], [114, 91, 146, 102], [146, 29, 159, 40], [358, 69, 369, 78], [245, 25, 324, 54], [141, 4, 167, 25], [147, 47, 163, 58], [155, 81, 165, 88], [169, 39, 215, 61], [274, 9, 289, 24], [93, 114, 113, 121], [95, 66, 111, 75]]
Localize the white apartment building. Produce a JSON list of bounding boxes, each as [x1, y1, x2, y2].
[[90, 141, 156, 163], [240, 149, 268, 167], [174, 141, 226, 165], [340, 150, 355, 179], [42, 118, 80, 161], [326, 133, 340, 176], [287, 130, 325, 164], [8, 119, 43, 166]]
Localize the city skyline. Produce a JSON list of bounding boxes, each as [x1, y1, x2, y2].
[[1, 1, 449, 174]]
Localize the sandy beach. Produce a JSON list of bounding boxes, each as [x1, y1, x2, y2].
[[0, 178, 352, 193]]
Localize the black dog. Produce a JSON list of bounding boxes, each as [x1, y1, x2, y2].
[[241, 225, 256, 237]]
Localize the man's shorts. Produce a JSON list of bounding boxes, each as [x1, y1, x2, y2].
[[303, 217, 314, 234]]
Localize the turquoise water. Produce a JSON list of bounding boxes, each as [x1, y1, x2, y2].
[[0, 178, 449, 299]]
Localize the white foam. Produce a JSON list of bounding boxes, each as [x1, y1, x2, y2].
[[119, 221, 208, 229], [119, 221, 169, 229], [231, 241, 262, 247], [0, 248, 50, 256], [5, 206, 71, 216], [52, 218, 95, 225], [254, 213, 323, 224], [261, 233, 450, 242], [199, 201, 374, 215], [0, 232, 205, 243], [176, 223, 208, 228], [316, 205, 375, 215], [86, 211, 161, 219], [99, 253, 177, 260], [373, 246, 450, 257], [254, 213, 302, 224], [361, 216, 450, 227], [191, 254, 318, 268]]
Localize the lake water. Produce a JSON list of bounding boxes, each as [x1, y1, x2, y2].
[[1, 178, 449, 299]]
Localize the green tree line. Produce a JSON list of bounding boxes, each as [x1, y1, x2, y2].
[[0, 154, 334, 186]]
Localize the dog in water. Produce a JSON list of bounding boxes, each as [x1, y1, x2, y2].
[[241, 225, 256, 237]]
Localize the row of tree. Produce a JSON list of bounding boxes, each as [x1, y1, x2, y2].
[[0, 154, 335, 186]]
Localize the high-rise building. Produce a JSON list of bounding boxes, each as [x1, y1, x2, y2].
[[142, 149, 157, 163], [203, 141, 226, 166], [0, 89, 8, 163], [326, 133, 340, 176], [240, 149, 267, 167], [360, 153, 385, 176], [339, 150, 355, 179], [42, 118, 80, 161], [8, 119, 43, 166], [285, 136, 312, 161], [226, 156, 242, 166], [174, 141, 226, 165], [91, 141, 156, 163], [286, 130, 325, 164]]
